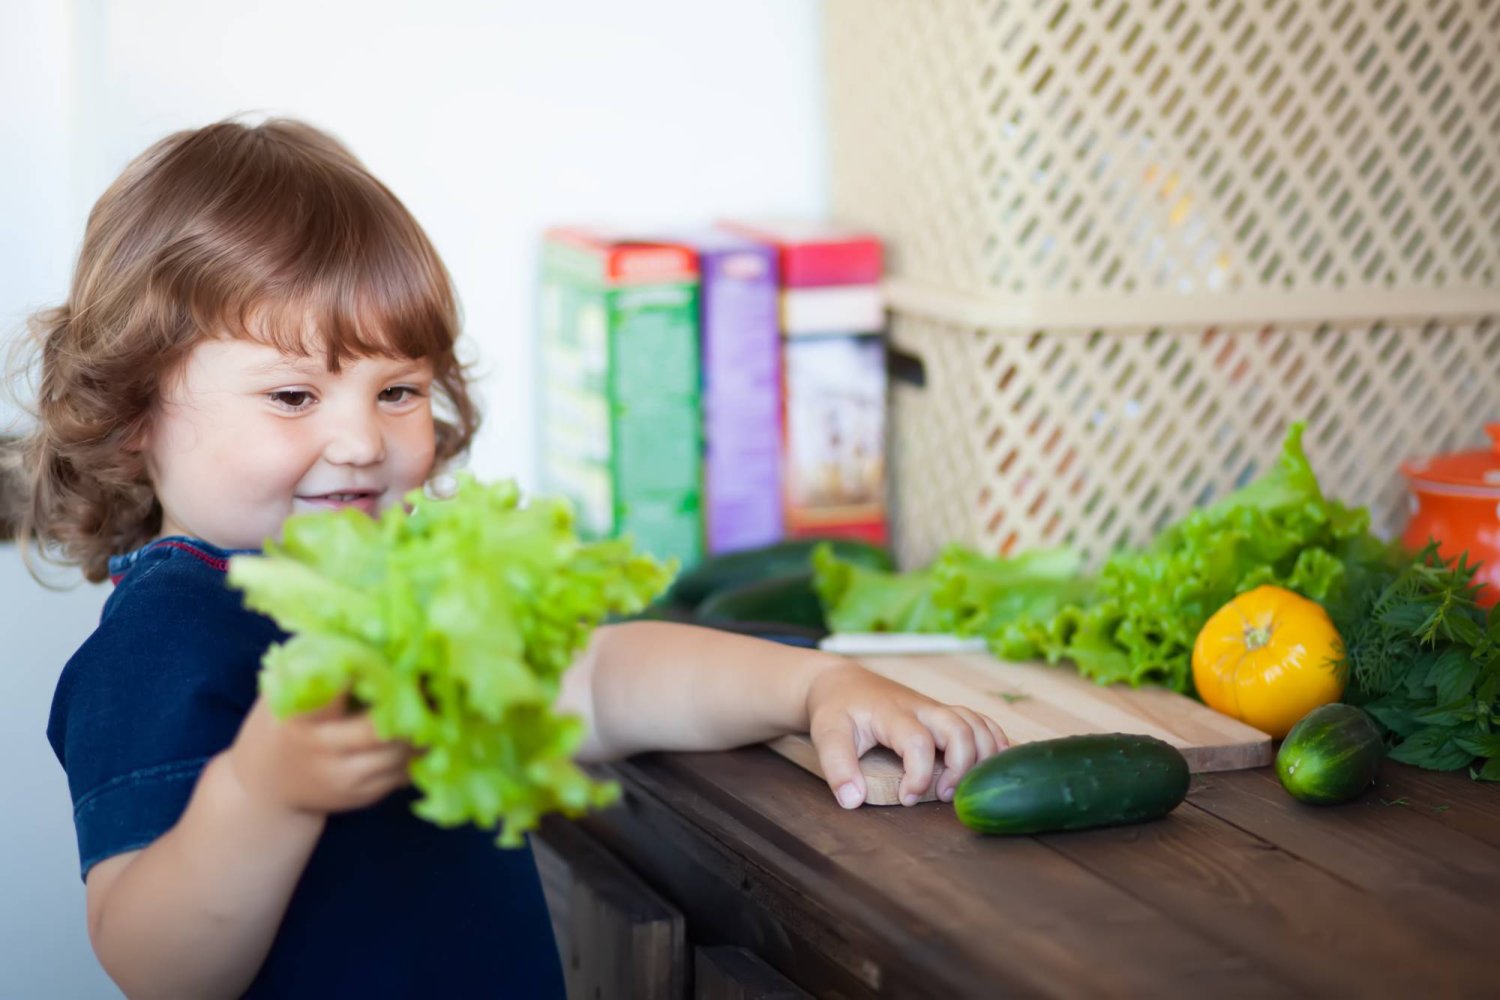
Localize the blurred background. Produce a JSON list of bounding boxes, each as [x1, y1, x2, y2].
[[2, 2, 825, 995]]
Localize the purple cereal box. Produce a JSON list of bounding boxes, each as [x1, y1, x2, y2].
[[677, 230, 784, 554]]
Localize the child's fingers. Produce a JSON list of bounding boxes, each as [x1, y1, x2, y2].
[[918, 706, 978, 802], [323, 760, 411, 811], [950, 705, 1002, 761], [302, 691, 352, 721], [341, 744, 414, 788], [883, 716, 938, 806], [358, 742, 417, 771], [315, 712, 387, 754], [810, 714, 867, 810]]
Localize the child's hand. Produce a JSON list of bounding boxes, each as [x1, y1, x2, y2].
[[225, 694, 415, 816], [806, 661, 1008, 809]]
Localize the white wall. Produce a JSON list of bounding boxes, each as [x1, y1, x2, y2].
[[0, 547, 114, 1000], [1, 0, 74, 434], [1, 3, 826, 996], [2, 5, 120, 995]]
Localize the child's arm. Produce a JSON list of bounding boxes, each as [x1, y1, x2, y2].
[[82, 696, 411, 1000], [559, 622, 1007, 807]]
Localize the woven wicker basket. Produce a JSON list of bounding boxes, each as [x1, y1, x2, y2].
[[826, 0, 1500, 569]]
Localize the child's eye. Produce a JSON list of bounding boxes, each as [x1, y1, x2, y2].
[[380, 385, 425, 405], [267, 390, 315, 411]]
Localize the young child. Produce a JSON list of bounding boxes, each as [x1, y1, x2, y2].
[[15, 118, 1007, 998]]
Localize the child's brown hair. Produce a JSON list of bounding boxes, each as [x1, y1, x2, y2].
[[11, 117, 479, 582]]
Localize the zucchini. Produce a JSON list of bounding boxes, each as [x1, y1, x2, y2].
[[666, 539, 893, 609], [1275, 703, 1384, 805], [695, 572, 826, 631], [955, 733, 1190, 835]]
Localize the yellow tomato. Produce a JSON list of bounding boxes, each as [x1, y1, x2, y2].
[[1191, 585, 1345, 738]]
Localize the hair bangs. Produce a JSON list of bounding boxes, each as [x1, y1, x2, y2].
[[210, 261, 460, 375], [180, 141, 460, 372]]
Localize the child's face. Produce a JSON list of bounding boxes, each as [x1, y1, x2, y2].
[[143, 337, 438, 549]]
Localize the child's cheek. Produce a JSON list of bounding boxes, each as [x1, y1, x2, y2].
[[396, 412, 438, 486], [240, 423, 314, 485]]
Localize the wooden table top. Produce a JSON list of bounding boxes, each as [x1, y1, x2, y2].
[[587, 747, 1499, 998]]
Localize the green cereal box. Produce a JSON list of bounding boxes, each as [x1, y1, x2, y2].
[[537, 228, 703, 565]]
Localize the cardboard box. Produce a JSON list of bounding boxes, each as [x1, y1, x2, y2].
[[719, 220, 887, 544], [676, 231, 783, 554], [538, 229, 703, 565]]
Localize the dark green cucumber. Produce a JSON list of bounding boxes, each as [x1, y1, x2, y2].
[[666, 539, 893, 609], [695, 572, 826, 630], [1275, 703, 1384, 805], [954, 733, 1190, 835], [620, 597, 695, 623]]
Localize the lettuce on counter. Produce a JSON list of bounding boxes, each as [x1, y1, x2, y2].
[[227, 476, 672, 846], [1021, 423, 1396, 693], [814, 424, 1398, 697], [813, 542, 1087, 646]]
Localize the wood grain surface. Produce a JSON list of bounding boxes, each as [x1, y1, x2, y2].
[[585, 749, 1498, 998], [769, 652, 1273, 804]]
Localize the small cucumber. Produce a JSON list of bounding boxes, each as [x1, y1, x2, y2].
[[695, 572, 826, 631], [1275, 703, 1384, 805], [666, 539, 893, 609], [955, 733, 1190, 835]]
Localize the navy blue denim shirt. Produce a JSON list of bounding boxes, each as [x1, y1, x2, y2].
[[47, 537, 566, 998]]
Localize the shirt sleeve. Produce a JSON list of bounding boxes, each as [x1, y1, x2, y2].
[[46, 552, 282, 879]]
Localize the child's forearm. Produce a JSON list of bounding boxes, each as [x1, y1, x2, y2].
[[87, 752, 324, 1000], [574, 621, 849, 760]]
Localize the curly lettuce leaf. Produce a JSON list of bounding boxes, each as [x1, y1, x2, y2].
[[813, 544, 951, 633], [228, 475, 672, 846], [929, 546, 1089, 640], [1024, 423, 1398, 693], [813, 542, 1086, 646]]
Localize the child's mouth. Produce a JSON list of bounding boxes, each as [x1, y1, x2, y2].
[[297, 491, 383, 516]]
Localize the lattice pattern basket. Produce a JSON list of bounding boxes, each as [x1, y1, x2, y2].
[[825, 0, 1500, 569], [889, 311, 1500, 569]]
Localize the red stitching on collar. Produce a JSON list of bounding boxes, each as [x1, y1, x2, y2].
[[155, 540, 230, 573]]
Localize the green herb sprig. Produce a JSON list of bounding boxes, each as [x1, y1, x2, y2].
[[1334, 543, 1499, 780]]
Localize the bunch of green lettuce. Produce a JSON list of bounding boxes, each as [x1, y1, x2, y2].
[[814, 424, 1400, 696], [227, 476, 672, 846], [1013, 423, 1398, 692]]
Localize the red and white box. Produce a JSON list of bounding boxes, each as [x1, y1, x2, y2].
[[720, 220, 887, 544]]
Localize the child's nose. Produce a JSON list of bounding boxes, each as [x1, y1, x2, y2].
[[323, 412, 386, 466]]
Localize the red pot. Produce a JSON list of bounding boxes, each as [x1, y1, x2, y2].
[[1401, 423, 1500, 609]]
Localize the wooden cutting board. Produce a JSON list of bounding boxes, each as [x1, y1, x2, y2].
[[768, 652, 1273, 805]]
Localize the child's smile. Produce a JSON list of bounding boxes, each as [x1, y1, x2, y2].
[[294, 490, 385, 516], [144, 336, 437, 549]]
